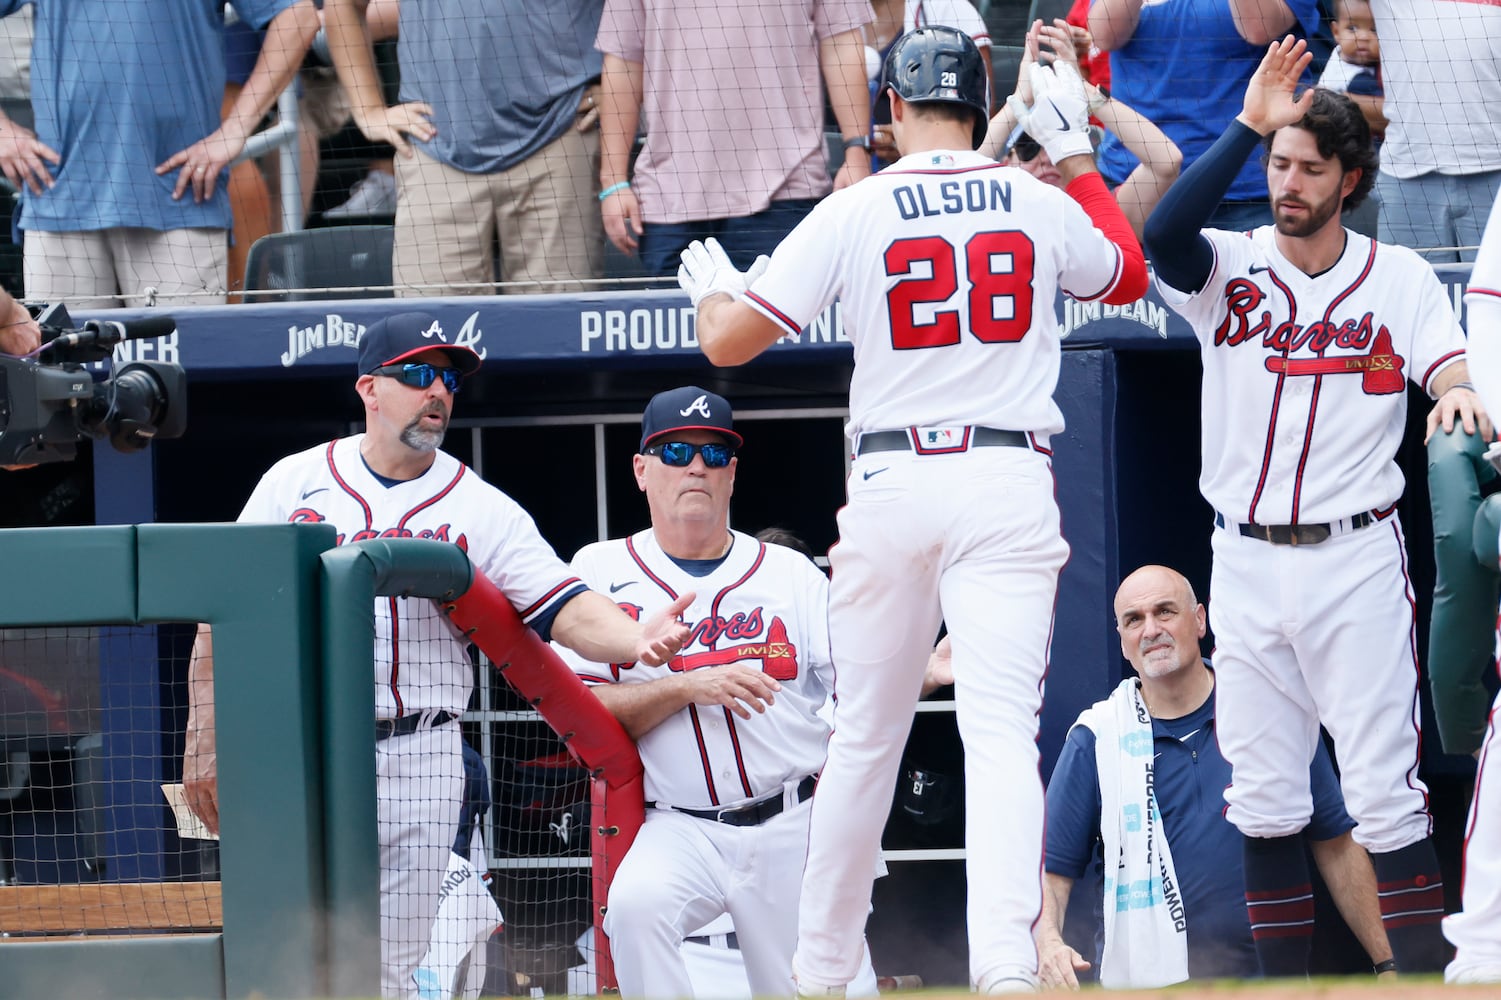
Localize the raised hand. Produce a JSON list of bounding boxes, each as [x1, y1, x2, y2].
[[1239, 35, 1315, 135], [1021, 60, 1094, 163], [677, 238, 753, 307]]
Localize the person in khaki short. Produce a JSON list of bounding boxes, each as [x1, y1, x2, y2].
[[325, 0, 607, 296]]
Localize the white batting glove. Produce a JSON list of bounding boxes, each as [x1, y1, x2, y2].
[[1020, 61, 1094, 163], [745, 254, 771, 289], [677, 238, 750, 308]]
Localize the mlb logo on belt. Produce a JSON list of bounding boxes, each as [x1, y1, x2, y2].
[[911, 426, 972, 455]]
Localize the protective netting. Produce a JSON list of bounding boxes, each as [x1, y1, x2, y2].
[[0, 1, 1488, 310], [0, 624, 218, 936]]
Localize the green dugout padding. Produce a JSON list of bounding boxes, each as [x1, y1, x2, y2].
[[1427, 428, 1501, 757], [318, 539, 473, 999], [0, 525, 478, 999]]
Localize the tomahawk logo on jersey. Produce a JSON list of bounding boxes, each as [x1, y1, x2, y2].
[[1160, 229, 1467, 525], [555, 530, 833, 810]]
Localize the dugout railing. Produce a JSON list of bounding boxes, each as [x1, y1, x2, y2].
[[0, 524, 657, 998]]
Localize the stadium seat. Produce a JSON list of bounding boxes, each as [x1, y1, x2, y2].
[[242, 224, 394, 303]]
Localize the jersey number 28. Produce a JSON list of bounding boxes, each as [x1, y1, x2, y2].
[[884, 231, 1035, 349]]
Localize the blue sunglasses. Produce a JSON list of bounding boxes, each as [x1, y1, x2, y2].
[[644, 441, 735, 468], [373, 362, 464, 394]]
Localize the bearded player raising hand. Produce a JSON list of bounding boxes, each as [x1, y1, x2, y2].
[[1143, 37, 1490, 975]]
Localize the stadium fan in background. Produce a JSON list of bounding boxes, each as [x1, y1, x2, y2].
[[595, 0, 872, 277], [1038, 565, 1393, 989], [980, 19, 1180, 239], [1366, 0, 1500, 263], [1089, 0, 1319, 231], [0, 0, 318, 309], [325, 0, 607, 295]]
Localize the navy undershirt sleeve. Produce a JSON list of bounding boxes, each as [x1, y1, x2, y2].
[[1143, 120, 1267, 295], [530, 582, 590, 643]]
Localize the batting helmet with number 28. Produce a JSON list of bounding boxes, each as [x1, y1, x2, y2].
[[881, 26, 992, 150]]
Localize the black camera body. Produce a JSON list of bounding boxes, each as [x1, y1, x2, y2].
[[0, 304, 187, 466]]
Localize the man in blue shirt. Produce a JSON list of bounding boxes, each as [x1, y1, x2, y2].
[[1039, 565, 1394, 988], [0, 0, 317, 309], [325, 0, 606, 296], [1087, 0, 1319, 232]]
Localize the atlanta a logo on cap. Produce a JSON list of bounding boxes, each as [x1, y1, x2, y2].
[[679, 394, 713, 418], [422, 320, 447, 342]]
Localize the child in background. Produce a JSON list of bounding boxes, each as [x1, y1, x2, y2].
[[1318, 0, 1385, 140]]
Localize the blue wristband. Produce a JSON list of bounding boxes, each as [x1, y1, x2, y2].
[[598, 181, 631, 201]]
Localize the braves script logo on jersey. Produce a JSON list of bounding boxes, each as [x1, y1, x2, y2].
[[287, 508, 470, 549], [1212, 278, 1405, 393], [607, 605, 800, 681]]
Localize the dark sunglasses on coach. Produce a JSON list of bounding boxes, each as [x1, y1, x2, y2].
[[644, 441, 736, 468], [372, 362, 464, 393], [1012, 133, 1043, 163]]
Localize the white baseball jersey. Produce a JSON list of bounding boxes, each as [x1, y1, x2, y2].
[[240, 435, 585, 717], [906, 0, 990, 46], [1442, 185, 1501, 983], [1464, 186, 1501, 417], [556, 530, 833, 809], [744, 150, 1132, 439], [1159, 227, 1466, 523]]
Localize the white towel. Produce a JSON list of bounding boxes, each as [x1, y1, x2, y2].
[[1074, 678, 1189, 988]]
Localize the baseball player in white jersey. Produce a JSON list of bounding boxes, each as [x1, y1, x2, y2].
[[555, 386, 891, 999], [1143, 38, 1492, 975], [1442, 185, 1501, 985], [677, 27, 1148, 994], [183, 311, 691, 999]]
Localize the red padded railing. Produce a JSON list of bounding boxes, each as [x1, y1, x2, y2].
[[444, 572, 645, 994]]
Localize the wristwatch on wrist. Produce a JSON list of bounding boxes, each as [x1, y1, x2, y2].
[[843, 134, 872, 152]]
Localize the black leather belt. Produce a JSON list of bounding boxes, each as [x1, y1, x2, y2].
[[685, 931, 740, 950], [1214, 511, 1375, 546], [375, 710, 457, 741], [659, 774, 818, 827], [856, 427, 1028, 455]]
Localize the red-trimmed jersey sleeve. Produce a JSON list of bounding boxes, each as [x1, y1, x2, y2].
[[743, 197, 843, 337]]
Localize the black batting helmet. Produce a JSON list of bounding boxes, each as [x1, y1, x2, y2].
[[880, 26, 991, 150]]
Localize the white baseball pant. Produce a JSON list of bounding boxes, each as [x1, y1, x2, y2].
[[796, 446, 1067, 992], [1444, 686, 1501, 980], [606, 797, 814, 999], [378, 723, 464, 999], [1210, 516, 1433, 852]]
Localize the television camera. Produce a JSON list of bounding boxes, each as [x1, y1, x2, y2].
[[0, 304, 187, 466]]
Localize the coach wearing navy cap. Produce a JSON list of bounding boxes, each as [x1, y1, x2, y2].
[[186, 311, 693, 998], [358, 310, 482, 378], [639, 385, 744, 452]]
